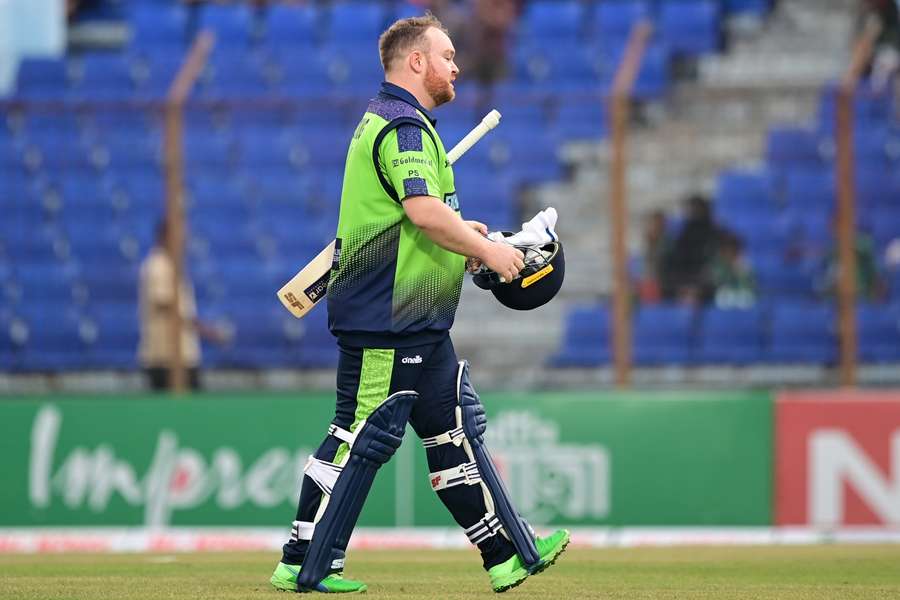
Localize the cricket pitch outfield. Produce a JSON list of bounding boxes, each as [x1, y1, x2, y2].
[[1, 545, 899, 599]]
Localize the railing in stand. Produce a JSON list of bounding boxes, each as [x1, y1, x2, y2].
[[164, 30, 216, 394], [835, 18, 881, 386], [608, 21, 652, 388]]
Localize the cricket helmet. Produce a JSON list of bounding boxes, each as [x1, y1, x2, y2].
[[472, 234, 565, 310]]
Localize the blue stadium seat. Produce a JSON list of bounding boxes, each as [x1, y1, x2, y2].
[[127, 53, 182, 98], [265, 3, 319, 47], [520, 0, 585, 40], [632, 43, 672, 99], [70, 52, 138, 100], [853, 128, 892, 168], [22, 132, 94, 170], [512, 42, 598, 90], [769, 303, 837, 363], [0, 312, 16, 371], [237, 129, 305, 169], [292, 123, 353, 168], [325, 2, 387, 42], [244, 166, 316, 209], [183, 131, 236, 169], [549, 305, 611, 367], [766, 127, 831, 168], [15, 58, 70, 98], [188, 167, 246, 201], [204, 307, 293, 368], [593, 1, 651, 50], [857, 303, 900, 362], [754, 256, 817, 300], [488, 103, 545, 131], [290, 306, 338, 368], [87, 108, 156, 136], [722, 210, 783, 250], [2, 225, 63, 263], [552, 97, 608, 140], [872, 207, 900, 247], [715, 168, 776, 208], [68, 231, 138, 271], [199, 55, 270, 98], [108, 168, 164, 206], [855, 168, 900, 212], [0, 171, 34, 207], [188, 199, 252, 229], [633, 304, 695, 365], [80, 264, 139, 305], [23, 112, 81, 136], [392, 2, 425, 21], [455, 170, 517, 231], [777, 208, 831, 250], [83, 303, 139, 369], [320, 45, 385, 98], [696, 306, 766, 364], [16, 308, 88, 371], [0, 137, 24, 170], [222, 264, 278, 303], [491, 129, 562, 183], [15, 261, 79, 304], [129, 3, 190, 47], [817, 81, 894, 133], [889, 269, 900, 301], [98, 131, 162, 168], [658, 0, 721, 56], [782, 168, 835, 211], [199, 3, 256, 42]]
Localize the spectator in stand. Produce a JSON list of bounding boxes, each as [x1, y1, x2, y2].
[[710, 231, 757, 309], [138, 218, 227, 392], [662, 194, 721, 306], [634, 209, 673, 304], [467, 0, 520, 87], [818, 221, 887, 301]]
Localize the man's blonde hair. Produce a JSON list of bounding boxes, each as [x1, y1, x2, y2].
[[378, 13, 447, 72]]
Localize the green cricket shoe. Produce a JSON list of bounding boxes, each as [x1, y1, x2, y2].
[[488, 529, 571, 593], [270, 562, 367, 594]]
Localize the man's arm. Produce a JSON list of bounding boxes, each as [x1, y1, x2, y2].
[[403, 195, 524, 283]]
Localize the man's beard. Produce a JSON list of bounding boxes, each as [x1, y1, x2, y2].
[[424, 59, 454, 107]]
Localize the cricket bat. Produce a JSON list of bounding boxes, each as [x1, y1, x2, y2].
[[277, 109, 502, 319]]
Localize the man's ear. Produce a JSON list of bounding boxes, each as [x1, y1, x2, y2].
[[409, 51, 425, 74]]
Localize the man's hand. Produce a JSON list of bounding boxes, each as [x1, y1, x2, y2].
[[465, 220, 488, 235], [480, 241, 524, 283]]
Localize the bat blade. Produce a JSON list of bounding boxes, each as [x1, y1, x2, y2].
[[276, 240, 337, 318]]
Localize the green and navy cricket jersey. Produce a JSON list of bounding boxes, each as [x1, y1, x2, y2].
[[327, 82, 465, 348]]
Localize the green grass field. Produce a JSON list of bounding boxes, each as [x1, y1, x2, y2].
[[2, 545, 900, 599]]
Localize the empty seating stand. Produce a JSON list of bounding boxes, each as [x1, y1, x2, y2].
[[1, 0, 765, 373]]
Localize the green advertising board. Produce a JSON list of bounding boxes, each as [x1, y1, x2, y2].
[[1, 391, 771, 528]]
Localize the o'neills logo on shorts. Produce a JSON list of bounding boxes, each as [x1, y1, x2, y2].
[[401, 355, 423, 364]]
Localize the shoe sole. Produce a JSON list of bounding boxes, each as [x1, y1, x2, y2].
[[493, 532, 571, 593], [272, 577, 368, 594]]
